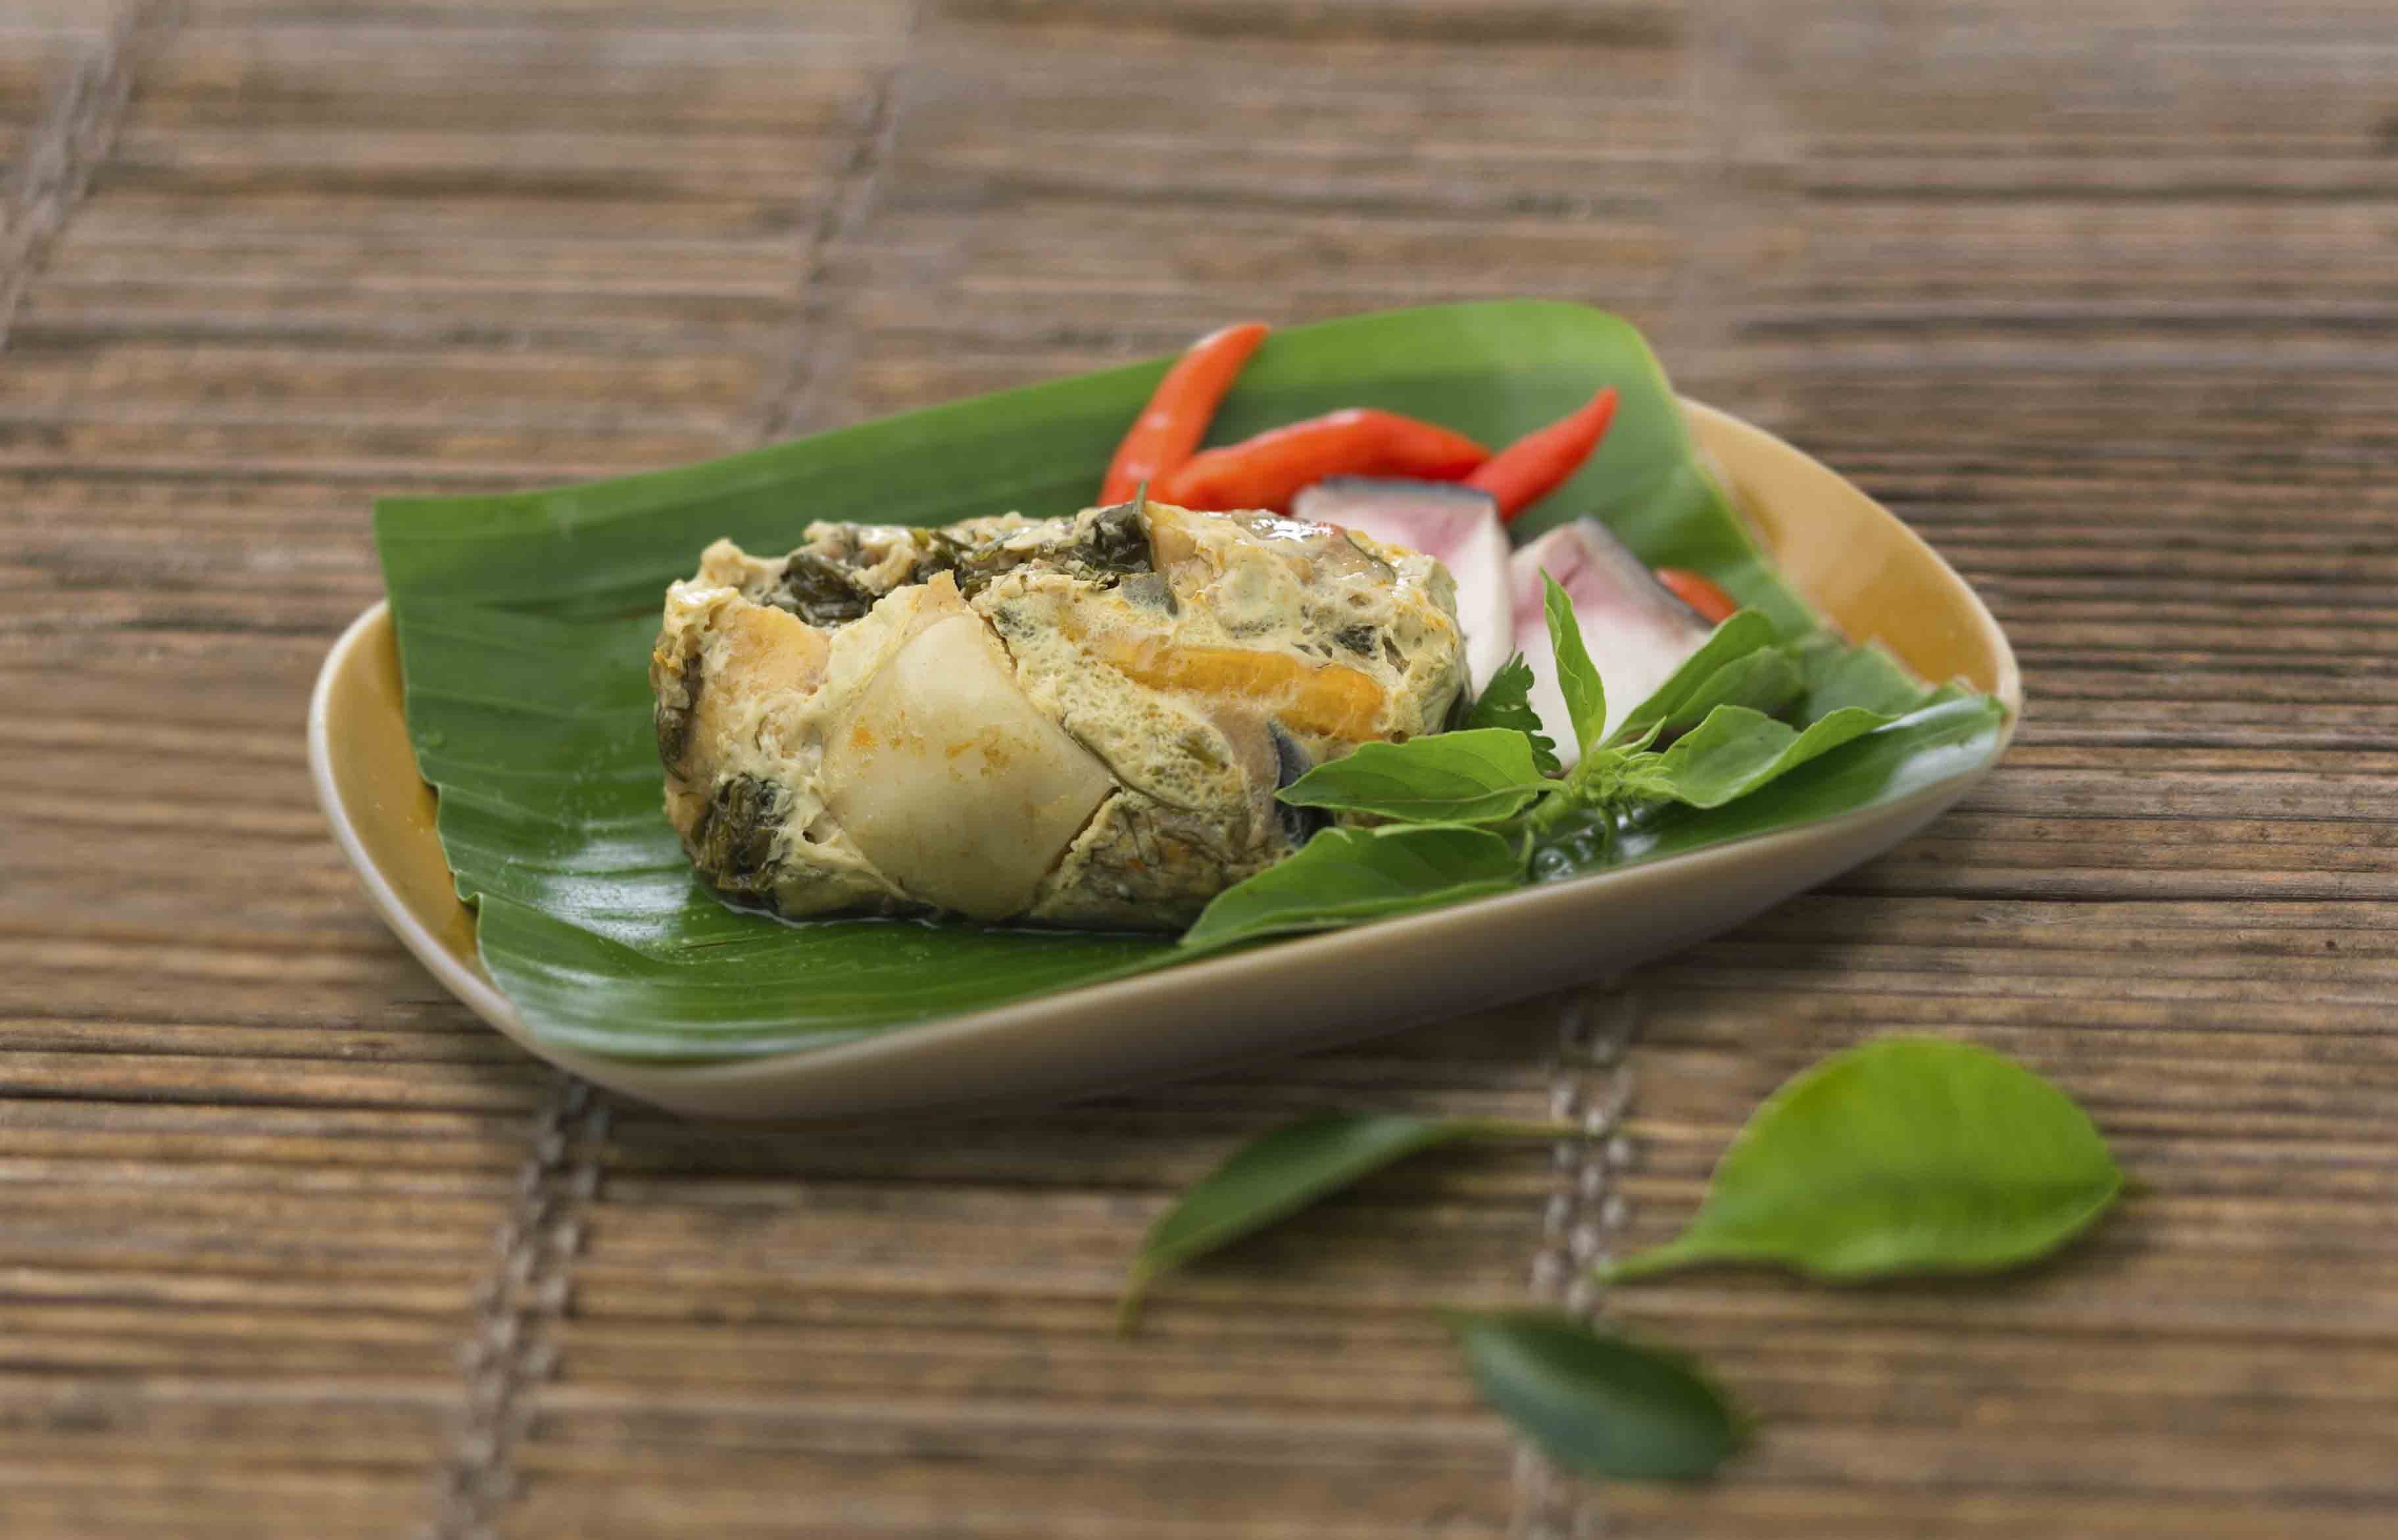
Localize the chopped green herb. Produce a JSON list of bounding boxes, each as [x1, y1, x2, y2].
[[1463, 654, 1559, 773]]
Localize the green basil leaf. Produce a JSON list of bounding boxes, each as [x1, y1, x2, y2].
[[1179, 824, 1525, 954], [1605, 610, 1781, 745], [1790, 635, 1932, 719], [1608, 1038, 2122, 1282], [1448, 1310, 1746, 1480], [1278, 730, 1550, 825], [1465, 654, 1561, 775], [1540, 572, 1608, 754], [1648, 703, 1897, 809], [1122, 1111, 1504, 1328], [1655, 648, 1804, 736]]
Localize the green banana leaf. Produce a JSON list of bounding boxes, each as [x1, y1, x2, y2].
[[374, 300, 1996, 1061]]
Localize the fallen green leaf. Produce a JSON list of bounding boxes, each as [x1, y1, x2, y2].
[[1448, 1310, 1746, 1480], [1607, 1038, 2122, 1282], [1120, 1112, 1555, 1329]]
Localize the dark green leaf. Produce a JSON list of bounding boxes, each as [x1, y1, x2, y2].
[[1648, 704, 1898, 809], [1448, 1311, 1745, 1480], [376, 301, 1815, 1060], [1541, 573, 1607, 754], [1278, 730, 1551, 825], [1605, 610, 1780, 745], [370, 299, 1996, 1061], [1179, 825, 1524, 955], [1608, 1038, 2122, 1282], [1465, 654, 1560, 775], [470, 892, 1168, 1059], [1121, 1112, 1527, 1327]]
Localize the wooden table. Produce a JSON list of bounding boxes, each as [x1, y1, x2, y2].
[[3, 3, 2391, 1535]]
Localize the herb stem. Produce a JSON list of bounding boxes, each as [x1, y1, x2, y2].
[[1521, 784, 1588, 840], [1456, 1118, 1600, 1142]]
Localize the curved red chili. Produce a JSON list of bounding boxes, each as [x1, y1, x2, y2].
[[1655, 567, 1739, 623], [1159, 409, 1488, 514], [1100, 322, 1270, 505], [1466, 387, 1620, 522]]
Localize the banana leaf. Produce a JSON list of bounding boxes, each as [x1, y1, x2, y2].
[[374, 300, 1996, 1060]]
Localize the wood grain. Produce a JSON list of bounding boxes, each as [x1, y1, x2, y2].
[[0, 1, 2391, 1536]]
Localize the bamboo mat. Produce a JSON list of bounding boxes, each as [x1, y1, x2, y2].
[[0, 2, 2391, 1535]]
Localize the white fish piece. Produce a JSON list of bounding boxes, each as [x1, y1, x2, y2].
[[1509, 518, 1713, 763], [1292, 477, 1514, 692]]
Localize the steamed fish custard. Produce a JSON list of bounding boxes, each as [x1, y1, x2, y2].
[[651, 500, 1467, 929]]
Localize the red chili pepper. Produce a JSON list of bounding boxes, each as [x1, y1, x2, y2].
[[1465, 387, 1621, 522], [1100, 322, 1270, 505], [1158, 409, 1488, 514], [1655, 567, 1739, 623]]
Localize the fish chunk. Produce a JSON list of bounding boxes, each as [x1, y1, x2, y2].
[[1509, 518, 1712, 761]]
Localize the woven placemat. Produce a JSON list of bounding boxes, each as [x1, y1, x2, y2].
[[1, 3, 2391, 1537]]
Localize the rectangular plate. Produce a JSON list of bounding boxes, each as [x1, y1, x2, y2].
[[314, 344, 2017, 1119]]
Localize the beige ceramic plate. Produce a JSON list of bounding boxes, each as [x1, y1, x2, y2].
[[311, 402, 2018, 1120]]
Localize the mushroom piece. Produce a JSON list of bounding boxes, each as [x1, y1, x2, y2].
[[1509, 518, 1713, 761]]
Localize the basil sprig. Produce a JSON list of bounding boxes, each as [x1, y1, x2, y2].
[[1180, 578, 1949, 952]]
